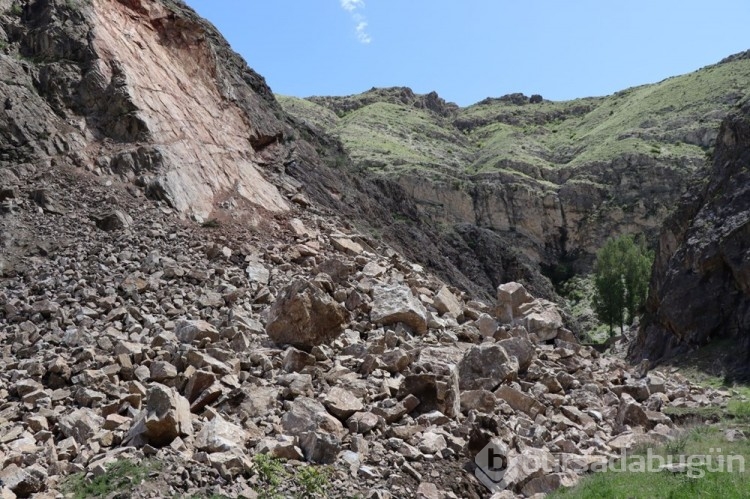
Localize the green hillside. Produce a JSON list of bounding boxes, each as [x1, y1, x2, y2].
[[279, 52, 750, 183]]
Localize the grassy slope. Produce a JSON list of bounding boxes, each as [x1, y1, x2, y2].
[[550, 426, 750, 499], [551, 369, 750, 499], [279, 54, 750, 184], [466, 57, 750, 174]]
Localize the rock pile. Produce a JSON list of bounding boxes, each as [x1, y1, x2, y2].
[[0, 170, 732, 498]]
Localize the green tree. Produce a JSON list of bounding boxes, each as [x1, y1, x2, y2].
[[593, 234, 653, 336]]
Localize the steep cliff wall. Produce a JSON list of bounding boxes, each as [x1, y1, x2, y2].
[[630, 101, 750, 378], [283, 57, 750, 280], [1, 0, 288, 218]]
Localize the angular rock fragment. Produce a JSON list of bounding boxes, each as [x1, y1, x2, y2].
[[281, 397, 344, 437], [323, 387, 364, 420], [126, 384, 192, 447], [266, 280, 349, 347], [347, 412, 380, 434], [299, 431, 341, 464], [91, 210, 133, 231], [497, 337, 536, 372], [196, 415, 249, 453], [521, 299, 564, 341], [400, 347, 461, 418], [433, 285, 462, 317], [175, 319, 220, 344], [0, 464, 47, 498], [496, 282, 533, 323], [58, 408, 104, 445], [494, 385, 545, 418], [458, 344, 518, 391], [370, 284, 428, 334]]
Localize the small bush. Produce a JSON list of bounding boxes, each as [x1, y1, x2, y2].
[[253, 454, 287, 499], [665, 433, 689, 455], [296, 466, 331, 498], [64, 459, 158, 499], [201, 219, 221, 228]]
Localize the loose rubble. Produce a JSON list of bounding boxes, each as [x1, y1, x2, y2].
[[0, 166, 734, 498]]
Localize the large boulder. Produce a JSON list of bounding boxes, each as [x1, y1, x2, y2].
[[266, 280, 349, 348], [281, 397, 345, 438], [399, 347, 462, 418], [196, 415, 250, 453], [496, 282, 533, 323], [458, 344, 519, 391], [125, 384, 192, 447], [520, 300, 564, 341], [370, 284, 428, 334]]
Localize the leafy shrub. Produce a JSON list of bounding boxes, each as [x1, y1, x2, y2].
[[593, 234, 653, 335]]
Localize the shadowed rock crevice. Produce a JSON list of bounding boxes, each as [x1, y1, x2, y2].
[[630, 101, 750, 380]]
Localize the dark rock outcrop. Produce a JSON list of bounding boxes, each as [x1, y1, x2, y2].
[[630, 101, 750, 378]]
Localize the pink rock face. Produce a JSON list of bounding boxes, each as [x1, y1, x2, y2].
[[90, 0, 289, 218]]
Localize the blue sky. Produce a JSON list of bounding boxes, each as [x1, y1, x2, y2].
[[185, 1, 749, 107]]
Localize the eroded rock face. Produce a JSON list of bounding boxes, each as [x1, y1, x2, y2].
[[0, 0, 289, 221], [631, 103, 750, 378]]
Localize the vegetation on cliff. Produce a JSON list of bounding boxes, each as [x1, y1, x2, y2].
[[593, 235, 653, 335]]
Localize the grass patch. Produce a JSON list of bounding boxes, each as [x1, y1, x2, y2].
[[249, 454, 332, 499], [728, 400, 750, 421], [551, 425, 750, 499], [552, 371, 750, 499], [662, 405, 725, 423], [200, 219, 221, 228], [63, 459, 160, 499]]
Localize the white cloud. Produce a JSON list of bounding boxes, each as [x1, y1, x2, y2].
[[340, 0, 365, 12], [356, 21, 372, 44], [339, 0, 372, 44]]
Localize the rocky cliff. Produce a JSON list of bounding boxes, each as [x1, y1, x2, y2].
[[630, 100, 750, 379], [281, 55, 750, 280], [0, 0, 298, 218], [0, 0, 559, 303]]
